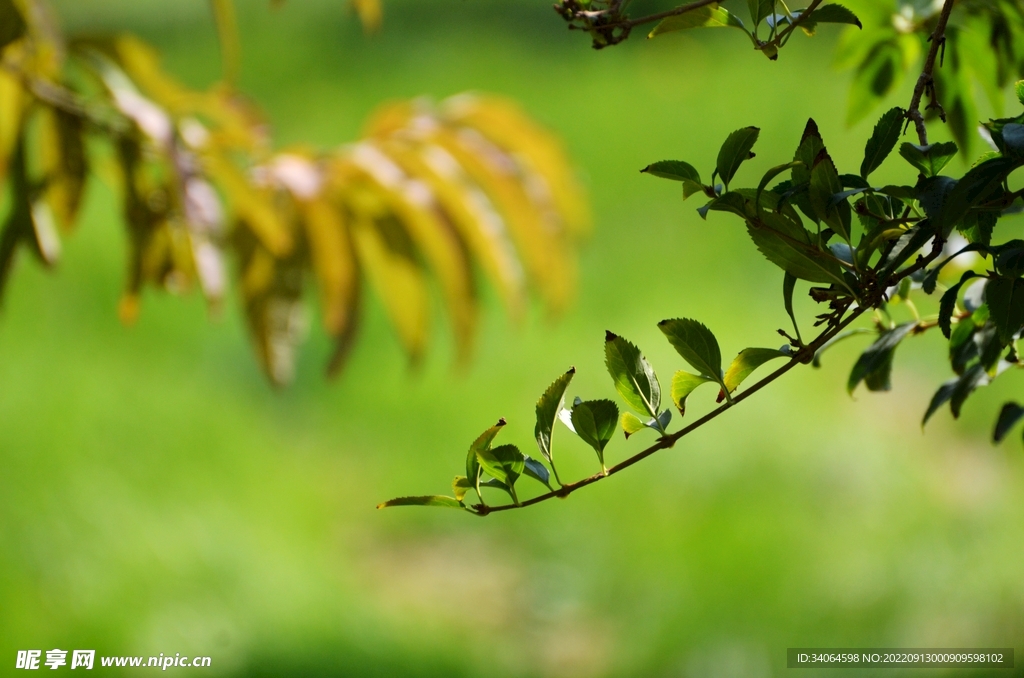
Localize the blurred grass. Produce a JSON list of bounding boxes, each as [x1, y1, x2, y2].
[[1, 1, 1023, 676]]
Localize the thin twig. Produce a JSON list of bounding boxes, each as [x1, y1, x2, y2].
[[906, 0, 957, 145], [474, 305, 867, 516], [600, 0, 722, 31]]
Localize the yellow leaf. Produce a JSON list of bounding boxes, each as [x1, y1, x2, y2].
[[350, 214, 429, 363], [444, 95, 591, 238], [351, 0, 382, 33], [0, 68, 25, 186], [204, 152, 292, 256], [374, 136, 527, 320], [40, 107, 88, 231], [341, 142, 477, 360]]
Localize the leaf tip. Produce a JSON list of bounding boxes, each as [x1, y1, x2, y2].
[[496, 417, 507, 427], [605, 330, 618, 342]]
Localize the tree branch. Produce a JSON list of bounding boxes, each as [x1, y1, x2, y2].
[[473, 304, 868, 516], [906, 0, 957, 145]]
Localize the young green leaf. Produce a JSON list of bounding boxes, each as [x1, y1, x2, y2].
[[860, 107, 904, 178], [657, 318, 725, 387], [641, 160, 700, 183], [899, 142, 958, 177], [534, 367, 574, 468], [670, 370, 714, 415], [986, 278, 1024, 344], [716, 127, 760, 189], [747, 0, 775, 28], [847, 323, 916, 394], [452, 476, 473, 502], [377, 495, 466, 510], [803, 3, 862, 28], [604, 331, 661, 417], [571, 399, 619, 470], [477, 443, 526, 504], [1016, 80, 1024, 106], [467, 418, 507, 500], [993, 402, 1024, 443], [649, 5, 746, 36], [641, 160, 705, 199], [723, 348, 787, 393], [621, 412, 645, 439]]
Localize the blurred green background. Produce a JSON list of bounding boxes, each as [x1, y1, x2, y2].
[[2, 0, 1024, 675]]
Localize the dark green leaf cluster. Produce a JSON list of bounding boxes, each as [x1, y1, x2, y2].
[[648, 93, 1024, 448]]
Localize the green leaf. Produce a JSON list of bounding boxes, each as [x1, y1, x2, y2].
[[477, 443, 526, 503], [605, 331, 661, 417], [755, 161, 803, 214], [803, 3, 862, 28], [899, 142, 958, 177], [534, 367, 574, 466], [724, 348, 787, 393], [1016, 81, 1024, 106], [670, 370, 714, 415], [452, 476, 473, 501], [571, 399, 619, 467], [649, 5, 746, 37], [847, 323, 916, 394], [641, 160, 706, 200], [994, 240, 1024, 277], [747, 0, 775, 27], [936, 157, 1017, 236], [657, 318, 725, 384], [860, 107, 904, 178], [467, 418, 507, 498], [377, 495, 466, 510], [621, 412, 646, 439], [716, 127, 760, 189], [783, 272, 802, 342], [922, 378, 958, 427], [985, 277, 1024, 344], [939, 272, 978, 339], [747, 211, 850, 290], [809, 149, 850, 241], [1000, 124, 1024, 159], [522, 455, 553, 490], [993, 402, 1024, 443], [641, 160, 700, 183], [951, 364, 989, 418]]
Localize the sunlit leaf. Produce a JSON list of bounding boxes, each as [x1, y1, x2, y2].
[[571, 399, 618, 469], [534, 367, 575, 468], [723, 348, 787, 393], [670, 370, 714, 415], [604, 331, 661, 417], [377, 495, 466, 509], [649, 4, 746, 37], [657, 318, 724, 386]]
